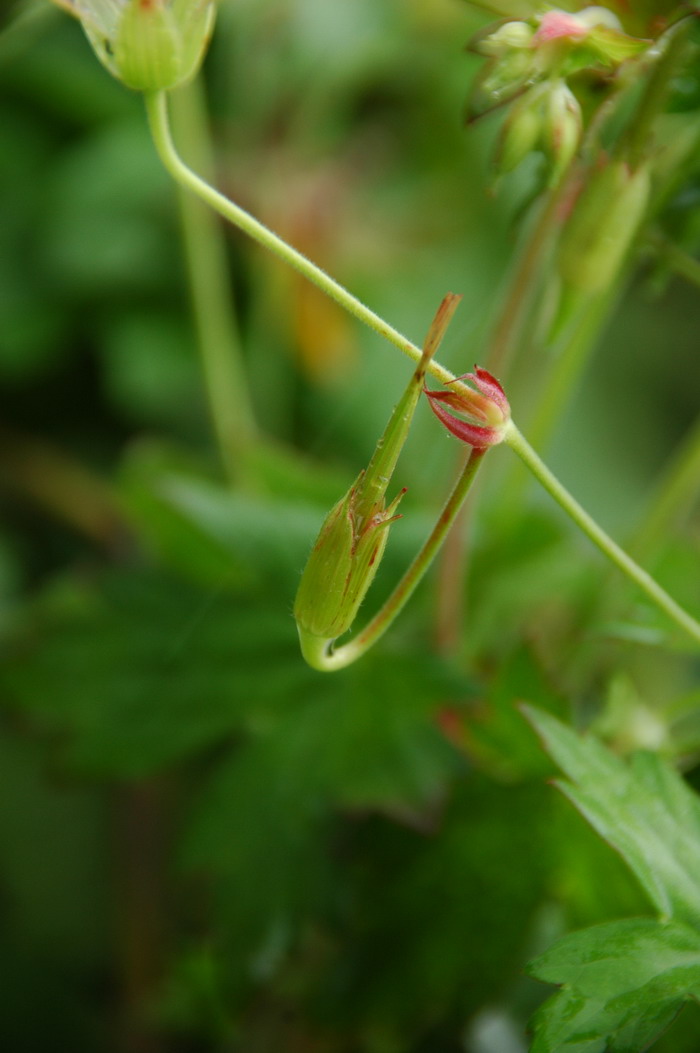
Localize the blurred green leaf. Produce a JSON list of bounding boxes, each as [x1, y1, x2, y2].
[[528, 918, 700, 1053], [525, 707, 700, 924], [0, 571, 309, 776]]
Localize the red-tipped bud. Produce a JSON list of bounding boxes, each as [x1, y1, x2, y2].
[[424, 367, 510, 449], [423, 366, 511, 448]]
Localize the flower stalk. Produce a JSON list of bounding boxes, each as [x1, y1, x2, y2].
[[504, 422, 700, 647]]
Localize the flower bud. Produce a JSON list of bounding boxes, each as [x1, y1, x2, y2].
[[476, 20, 534, 57], [495, 85, 545, 174], [424, 367, 510, 449], [54, 0, 216, 91], [541, 80, 582, 184], [295, 294, 462, 648]]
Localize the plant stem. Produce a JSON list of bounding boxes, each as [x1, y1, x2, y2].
[[484, 185, 563, 381], [631, 412, 700, 561], [170, 80, 258, 486], [298, 448, 487, 671], [648, 230, 700, 291], [504, 421, 700, 647], [526, 285, 618, 453], [146, 90, 700, 658], [625, 18, 692, 169], [144, 90, 459, 390]]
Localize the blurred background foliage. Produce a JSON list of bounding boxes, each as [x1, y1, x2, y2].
[[0, 0, 699, 1050]]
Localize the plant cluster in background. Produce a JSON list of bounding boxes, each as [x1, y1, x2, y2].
[[0, 0, 699, 1051]]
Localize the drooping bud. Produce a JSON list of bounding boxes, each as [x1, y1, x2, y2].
[[294, 294, 462, 648], [424, 367, 510, 449], [495, 84, 546, 174], [51, 0, 216, 91], [541, 80, 582, 184]]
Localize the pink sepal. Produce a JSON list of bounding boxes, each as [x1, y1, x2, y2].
[[426, 394, 503, 449]]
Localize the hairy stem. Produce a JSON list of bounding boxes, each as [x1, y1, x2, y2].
[[298, 448, 487, 671], [145, 90, 459, 389]]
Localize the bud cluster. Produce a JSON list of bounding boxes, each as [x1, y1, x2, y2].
[[468, 5, 650, 183]]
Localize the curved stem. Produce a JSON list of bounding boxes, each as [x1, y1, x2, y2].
[[299, 448, 487, 671], [144, 90, 459, 390], [504, 421, 700, 647]]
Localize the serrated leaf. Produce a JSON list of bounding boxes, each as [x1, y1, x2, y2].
[[528, 918, 700, 1053], [524, 707, 700, 924]]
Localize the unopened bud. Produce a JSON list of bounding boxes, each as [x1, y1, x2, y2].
[[424, 367, 510, 449], [542, 81, 582, 184], [476, 20, 534, 57], [495, 85, 545, 173], [54, 0, 216, 91]]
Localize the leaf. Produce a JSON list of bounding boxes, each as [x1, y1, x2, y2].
[[0, 571, 313, 777], [527, 918, 700, 1053], [524, 707, 700, 925], [179, 646, 470, 979]]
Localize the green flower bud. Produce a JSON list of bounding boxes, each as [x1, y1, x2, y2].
[[495, 85, 545, 174], [476, 21, 534, 57], [53, 0, 216, 91], [542, 80, 582, 184]]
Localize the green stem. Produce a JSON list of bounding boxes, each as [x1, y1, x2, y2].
[[526, 285, 618, 453], [145, 89, 700, 659], [170, 80, 258, 485], [624, 18, 692, 169], [504, 421, 700, 647], [484, 185, 563, 381], [648, 230, 700, 291], [631, 412, 700, 562], [298, 448, 487, 671], [144, 90, 459, 390]]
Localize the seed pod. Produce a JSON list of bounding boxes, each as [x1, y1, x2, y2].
[[294, 294, 462, 648], [293, 474, 404, 641]]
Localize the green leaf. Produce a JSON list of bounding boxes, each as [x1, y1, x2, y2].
[[0, 572, 312, 777], [528, 918, 700, 1053], [524, 707, 700, 924], [179, 647, 470, 978]]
